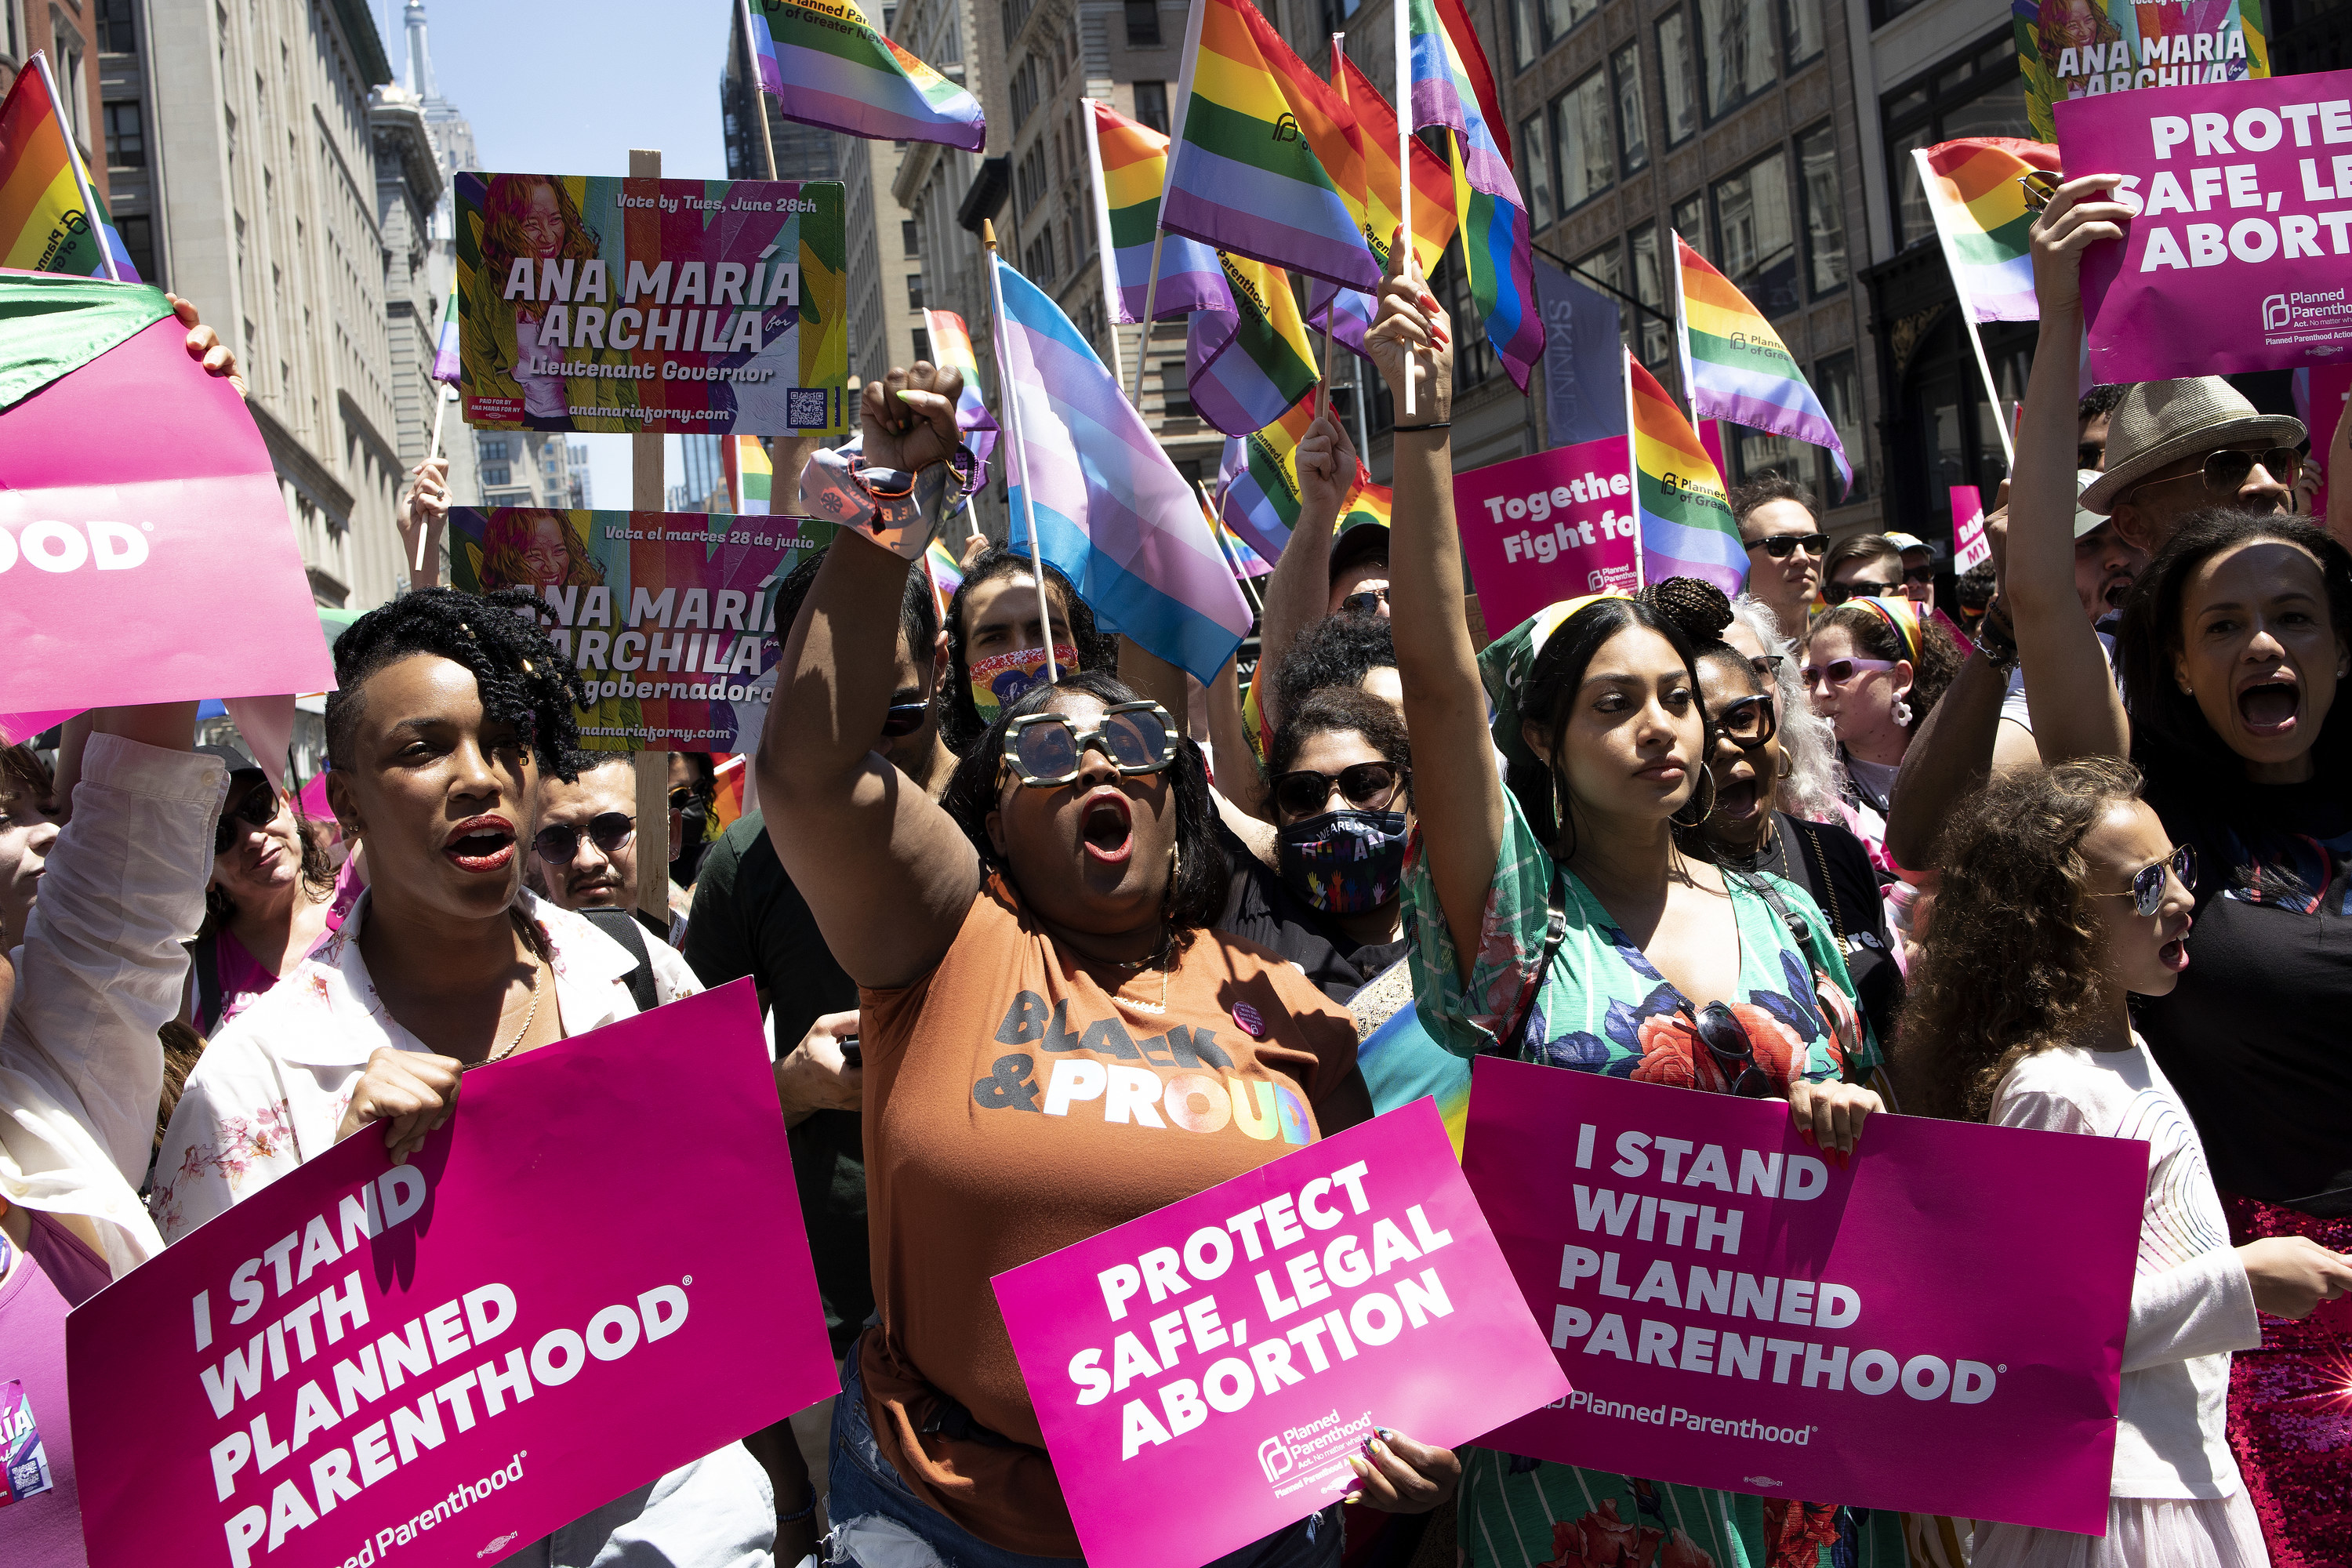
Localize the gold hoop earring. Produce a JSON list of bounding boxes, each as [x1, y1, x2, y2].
[[1671, 764, 1720, 826]]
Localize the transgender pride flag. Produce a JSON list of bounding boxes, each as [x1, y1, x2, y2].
[[748, 0, 983, 151], [992, 258, 1251, 684]]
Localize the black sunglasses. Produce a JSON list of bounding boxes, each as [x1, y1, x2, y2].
[[1821, 577, 1902, 604], [667, 786, 713, 813], [535, 811, 636, 862], [1271, 760, 1406, 819], [1746, 533, 1829, 560], [880, 699, 931, 738], [214, 782, 281, 855], [2137, 446, 2303, 498], [1692, 1002, 1773, 1097], [2089, 843, 2198, 917], [1339, 587, 1390, 615], [1001, 702, 1181, 787], [1711, 693, 1779, 751], [1902, 563, 1936, 585]]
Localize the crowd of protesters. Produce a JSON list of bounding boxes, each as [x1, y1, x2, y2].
[[4, 180, 2351, 1568]]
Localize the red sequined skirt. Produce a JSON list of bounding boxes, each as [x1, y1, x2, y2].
[[2220, 1193, 2352, 1567]]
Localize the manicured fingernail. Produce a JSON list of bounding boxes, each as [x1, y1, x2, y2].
[[1375, 1428, 1395, 1441], [1421, 292, 1440, 312], [1344, 1493, 1363, 1505]]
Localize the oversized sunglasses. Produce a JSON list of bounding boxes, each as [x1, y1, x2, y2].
[[880, 699, 931, 738], [1747, 533, 1828, 560], [1339, 586, 1390, 615], [1711, 693, 1779, 750], [1692, 1002, 1773, 1097], [2089, 842, 2198, 918], [215, 783, 282, 855], [1001, 701, 1181, 787], [1800, 656, 1896, 689], [1821, 577, 1902, 604], [1271, 760, 1406, 819], [535, 811, 635, 862], [2137, 446, 2303, 498]]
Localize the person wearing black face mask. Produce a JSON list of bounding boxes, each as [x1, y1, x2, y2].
[[1215, 687, 1414, 1004]]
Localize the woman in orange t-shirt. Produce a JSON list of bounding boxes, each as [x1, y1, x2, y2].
[[760, 363, 1461, 1565]]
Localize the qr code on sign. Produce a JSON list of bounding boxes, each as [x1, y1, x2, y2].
[[787, 388, 829, 429]]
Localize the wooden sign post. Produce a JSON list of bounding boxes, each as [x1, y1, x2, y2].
[[630, 146, 671, 930]]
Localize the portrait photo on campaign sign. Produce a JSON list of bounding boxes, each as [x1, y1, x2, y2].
[[1463, 1058, 2147, 1534], [2060, 70, 2352, 382], [454, 172, 851, 437], [992, 1099, 1567, 1568], [67, 981, 837, 1568]]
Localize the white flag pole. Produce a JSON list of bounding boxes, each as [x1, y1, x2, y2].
[[1079, 101, 1129, 390], [982, 223, 1058, 683], [416, 386, 453, 573], [33, 52, 121, 282], [1911, 148, 2015, 468], [1394, 0, 1417, 416]]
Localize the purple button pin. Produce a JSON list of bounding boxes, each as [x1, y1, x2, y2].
[[1232, 1002, 1265, 1038]]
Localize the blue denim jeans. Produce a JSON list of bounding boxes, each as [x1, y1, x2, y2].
[[825, 1348, 1344, 1568]]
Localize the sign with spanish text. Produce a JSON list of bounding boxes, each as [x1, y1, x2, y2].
[[447, 506, 834, 753], [1952, 486, 1991, 573], [2061, 72, 2352, 381], [68, 982, 836, 1568], [453, 173, 849, 436], [1454, 439, 1641, 635], [2015, 0, 2268, 143], [992, 1100, 1567, 1568], [1462, 1058, 2144, 1533]]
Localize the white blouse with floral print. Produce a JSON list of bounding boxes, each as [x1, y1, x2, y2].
[[153, 887, 700, 1242]]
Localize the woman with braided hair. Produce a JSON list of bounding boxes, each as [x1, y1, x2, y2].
[[1363, 250, 1899, 1568], [151, 590, 760, 1566]]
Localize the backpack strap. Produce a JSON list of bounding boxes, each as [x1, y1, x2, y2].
[[580, 906, 659, 1014], [1490, 866, 1570, 1062]]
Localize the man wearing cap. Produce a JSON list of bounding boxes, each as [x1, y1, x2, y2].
[[1882, 532, 1939, 612], [1730, 475, 1827, 636], [2084, 376, 2303, 553]]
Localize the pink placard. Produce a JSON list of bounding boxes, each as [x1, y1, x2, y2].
[[991, 1099, 1568, 1568], [2302, 362, 2350, 518], [0, 315, 336, 716], [67, 981, 837, 1568], [1454, 439, 1641, 633], [1462, 1058, 2145, 1533], [1951, 485, 1990, 573], [2061, 71, 2352, 382]]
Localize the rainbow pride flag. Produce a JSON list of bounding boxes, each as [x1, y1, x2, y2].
[[1914, 138, 2060, 324], [724, 434, 772, 514], [1308, 56, 1457, 355], [1338, 471, 1392, 535], [749, 0, 984, 151], [1188, 252, 1320, 437], [996, 256, 1252, 684], [0, 60, 138, 281], [1164, 0, 1377, 293], [1629, 352, 1743, 594], [1218, 394, 1316, 561], [1081, 98, 1228, 324], [924, 538, 964, 626], [921, 307, 999, 470], [1673, 234, 1852, 496], [430, 279, 461, 383], [1450, 131, 1541, 392], [1404, 0, 1512, 173], [1205, 495, 1273, 579]]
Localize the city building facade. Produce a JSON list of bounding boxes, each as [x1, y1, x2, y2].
[[2, 0, 109, 209], [399, 0, 481, 520], [844, 134, 927, 384]]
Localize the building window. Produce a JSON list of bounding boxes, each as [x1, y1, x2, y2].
[[1881, 31, 2024, 249], [1551, 71, 1612, 213], [102, 100, 144, 167], [909, 274, 926, 310], [1161, 359, 1192, 419], [1573, 240, 1622, 297], [1711, 149, 1797, 319], [1132, 81, 1169, 135], [1508, 0, 1537, 70], [1656, 13, 1697, 147], [1125, 0, 1160, 45], [1814, 350, 1867, 500], [1519, 110, 1555, 230], [1629, 223, 1671, 369], [1796, 122, 1845, 298], [1542, 0, 1599, 45], [1321, 0, 1363, 31], [1696, 0, 1776, 120], [117, 212, 154, 281], [1671, 192, 1704, 248], [98, 0, 137, 51], [1611, 44, 1648, 175], [481, 437, 510, 461], [1024, 234, 1057, 281], [484, 465, 512, 487], [902, 219, 921, 257], [1783, 0, 1824, 68]]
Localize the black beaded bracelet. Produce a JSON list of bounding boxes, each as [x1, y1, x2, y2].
[[1393, 420, 1452, 433], [779, 1498, 818, 1525]]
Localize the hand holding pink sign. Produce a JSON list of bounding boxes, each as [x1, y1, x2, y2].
[[1464, 1058, 2144, 1533], [991, 1100, 1566, 1568]]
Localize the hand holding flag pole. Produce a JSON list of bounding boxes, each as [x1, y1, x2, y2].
[[982, 220, 1060, 683]]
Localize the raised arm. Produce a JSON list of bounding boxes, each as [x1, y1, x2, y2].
[[1886, 510, 2020, 867], [758, 368, 982, 989], [1364, 250, 1501, 982], [2329, 387, 2351, 549], [1254, 413, 1354, 731], [2007, 177, 2134, 764]]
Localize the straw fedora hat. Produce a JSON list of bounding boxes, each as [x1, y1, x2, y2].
[[2080, 377, 2305, 515]]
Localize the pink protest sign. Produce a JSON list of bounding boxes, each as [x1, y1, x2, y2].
[[1463, 1058, 2146, 1533], [1454, 438, 1641, 633], [1951, 485, 1990, 573], [2061, 71, 2352, 382], [2300, 361, 2350, 517], [0, 295, 335, 717], [992, 1099, 1567, 1568], [67, 980, 837, 1568]]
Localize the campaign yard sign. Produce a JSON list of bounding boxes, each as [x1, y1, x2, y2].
[[454, 174, 850, 436], [2061, 71, 2352, 381], [1453, 441, 1642, 636], [1463, 1058, 2146, 1533], [993, 1100, 1567, 1568], [68, 982, 837, 1568]]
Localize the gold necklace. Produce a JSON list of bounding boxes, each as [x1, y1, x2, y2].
[[463, 955, 542, 1073], [1110, 931, 1174, 1017]]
